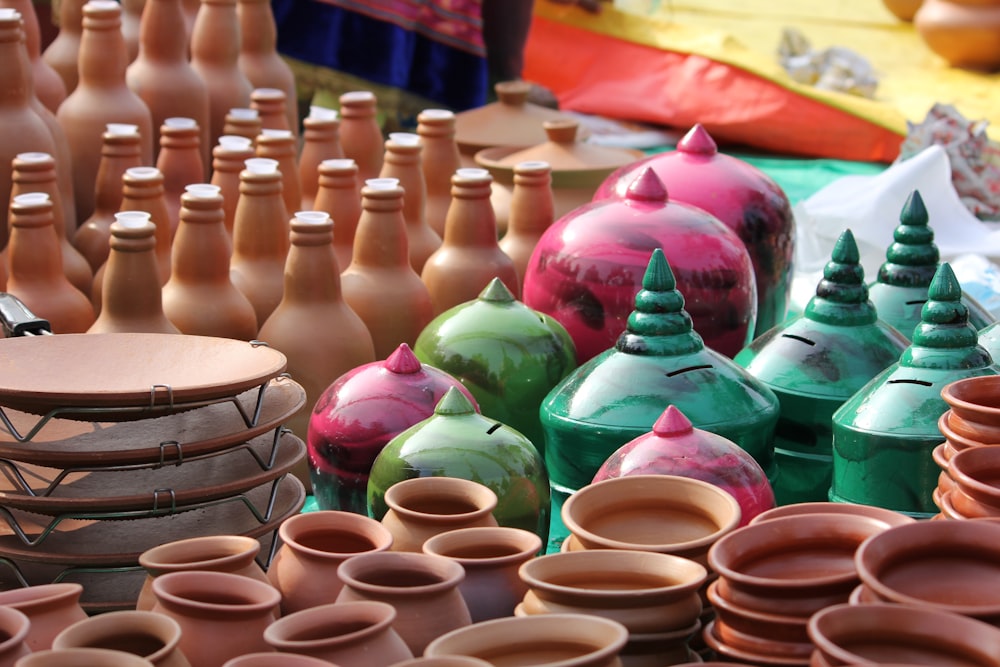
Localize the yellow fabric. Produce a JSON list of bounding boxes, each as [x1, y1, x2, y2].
[[534, 0, 1000, 140]]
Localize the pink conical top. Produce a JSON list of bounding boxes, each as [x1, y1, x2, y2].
[[652, 404, 693, 437], [625, 167, 669, 203], [676, 123, 717, 156], [383, 342, 423, 375]]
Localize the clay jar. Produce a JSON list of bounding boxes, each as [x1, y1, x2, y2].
[[808, 602, 1000, 666], [424, 613, 629, 667], [381, 477, 499, 553], [517, 550, 706, 635], [914, 0, 1000, 71], [262, 601, 413, 667], [0, 583, 87, 652], [941, 375, 1000, 442], [150, 570, 281, 667], [0, 607, 30, 667], [854, 519, 1000, 625], [334, 551, 472, 656], [561, 475, 742, 566], [423, 526, 542, 623], [942, 445, 1000, 517], [266, 510, 394, 615], [52, 610, 190, 667], [136, 534, 271, 612], [16, 648, 154, 667]]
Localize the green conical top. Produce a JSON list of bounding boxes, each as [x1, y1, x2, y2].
[[804, 229, 877, 326], [433, 386, 478, 416], [876, 190, 939, 287], [615, 248, 704, 356], [478, 277, 516, 304], [900, 263, 992, 369]]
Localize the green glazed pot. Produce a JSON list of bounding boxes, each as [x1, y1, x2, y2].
[[414, 277, 577, 459], [367, 387, 550, 544]]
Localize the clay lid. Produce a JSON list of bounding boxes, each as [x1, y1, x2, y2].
[[454, 80, 582, 154]]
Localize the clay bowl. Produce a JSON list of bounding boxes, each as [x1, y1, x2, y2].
[[846, 583, 881, 605], [517, 549, 706, 634], [706, 579, 810, 646], [934, 488, 968, 520], [933, 441, 957, 497], [748, 502, 915, 528], [707, 513, 889, 617], [941, 376, 1000, 442], [621, 620, 701, 666], [561, 475, 742, 566], [702, 620, 810, 667], [855, 519, 1000, 624], [938, 412, 986, 453], [808, 602, 1000, 666], [947, 445, 1000, 517]]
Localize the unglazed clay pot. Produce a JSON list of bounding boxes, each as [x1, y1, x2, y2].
[[381, 477, 499, 553], [0, 607, 30, 667], [266, 510, 394, 615], [334, 551, 472, 656], [262, 601, 413, 667], [52, 610, 190, 667], [945, 445, 1000, 517], [136, 534, 271, 612], [914, 0, 1000, 71], [222, 654, 332, 667], [0, 584, 87, 653], [517, 549, 706, 635], [808, 602, 1000, 666], [424, 613, 628, 667], [390, 658, 493, 667], [706, 580, 811, 652], [561, 475, 742, 566], [941, 375, 1000, 441], [423, 526, 542, 623], [748, 502, 915, 528], [16, 648, 154, 667]]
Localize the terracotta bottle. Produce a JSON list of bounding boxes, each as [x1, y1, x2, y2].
[[255, 128, 301, 217], [7, 192, 95, 333], [126, 0, 211, 167], [179, 0, 198, 37], [230, 156, 290, 327], [498, 160, 554, 286], [162, 183, 259, 339], [156, 116, 206, 237], [312, 157, 360, 270], [22, 95, 77, 244], [338, 90, 384, 183], [237, 0, 298, 133], [341, 178, 434, 359], [298, 105, 343, 210], [416, 108, 462, 238], [9, 152, 92, 295], [422, 167, 520, 313], [118, 166, 173, 285], [41, 0, 84, 93], [249, 87, 291, 134], [223, 107, 261, 144], [209, 134, 255, 239], [72, 123, 143, 272], [0, 0, 66, 112], [88, 211, 180, 334], [189, 0, 253, 152], [257, 210, 376, 475], [56, 0, 154, 226], [0, 8, 60, 252], [379, 132, 441, 274], [120, 0, 142, 62]]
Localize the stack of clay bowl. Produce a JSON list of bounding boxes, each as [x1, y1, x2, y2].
[[517, 549, 708, 667], [703, 508, 900, 666], [0, 333, 308, 611], [852, 520, 1000, 629]]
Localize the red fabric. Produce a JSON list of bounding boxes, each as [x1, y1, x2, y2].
[[524, 16, 904, 163]]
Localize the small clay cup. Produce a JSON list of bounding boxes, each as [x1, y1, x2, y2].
[[808, 602, 1000, 666], [562, 475, 741, 565], [747, 502, 914, 528], [854, 519, 1000, 624]]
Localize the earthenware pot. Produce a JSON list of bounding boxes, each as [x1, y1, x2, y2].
[[942, 375, 1000, 440], [0, 607, 30, 667], [221, 654, 332, 667], [914, 0, 1000, 71], [381, 477, 499, 553], [747, 502, 915, 528], [706, 580, 810, 648], [947, 444, 1000, 517], [15, 648, 153, 667], [390, 658, 493, 667], [52, 610, 190, 667], [0, 584, 87, 652], [701, 621, 810, 667]]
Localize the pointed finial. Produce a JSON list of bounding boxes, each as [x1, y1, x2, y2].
[[434, 386, 477, 415], [653, 405, 695, 436], [616, 249, 704, 355], [676, 124, 718, 156], [384, 343, 423, 374], [877, 190, 939, 287], [903, 263, 991, 367], [805, 229, 876, 325], [479, 277, 516, 303], [624, 167, 669, 204]]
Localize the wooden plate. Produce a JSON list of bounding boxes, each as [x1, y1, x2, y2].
[[0, 376, 304, 467], [0, 334, 287, 419], [0, 474, 305, 566], [0, 431, 305, 514]]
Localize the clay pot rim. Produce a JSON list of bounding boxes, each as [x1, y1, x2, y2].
[[475, 146, 626, 189], [808, 602, 1000, 667], [390, 657, 494, 667], [263, 600, 397, 650], [223, 652, 335, 667], [855, 519, 1000, 615], [947, 445, 1000, 506], [0, 606, 29, 651], [562, 475, 742, 554], [747, 502, 915, 528], [701, 620, 811, 667], [425, 613, 629, 666], [277, 510, 394, 558], [422, 526, 542, 567], [52, 609, 183, 662], [518, 549, 707, 600], [0, 582, 83, 610], [847, 582, 881, 605], [931, 441, 952, 469], [941, 376, 1000, 420], [935, 488, 967, 519], [623, 617, 702, 643], [712, 616, 813, 659], [708, 513, 885, 590], [384, 477, 498, 524], [151, 570, 281, 613], [17, 648, 155, 667], [138, 534, 262, 573], [336, 551, 466, 594], [939, 412, 989, 450], [705, 580, 809, 626]]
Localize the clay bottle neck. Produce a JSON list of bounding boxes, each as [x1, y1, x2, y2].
[[509, 163, 553, 236], [213, 146, 256, 174], [5, 1, 42, 60], [444, 172, 498, 246], [303, 117, 339, 143], [58, 0, 84, 35], [94, 133, 143, 212], [0, 17, 34, 108], [237, 0, 276, 55], [191, 0, 239, 66], [175, 191, 231, 280], [137, 0, 187, 62], [256, 133, 295, 160], [250, 91, 289, 132], [284, 214, 342, 302], [78, 3, 130, 88], [108, 217, 156, 254], [354, 184, 409, 268], [223, 112, 261, 142], [11, 154, 57, 190], [9, 196, 61, 280]]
